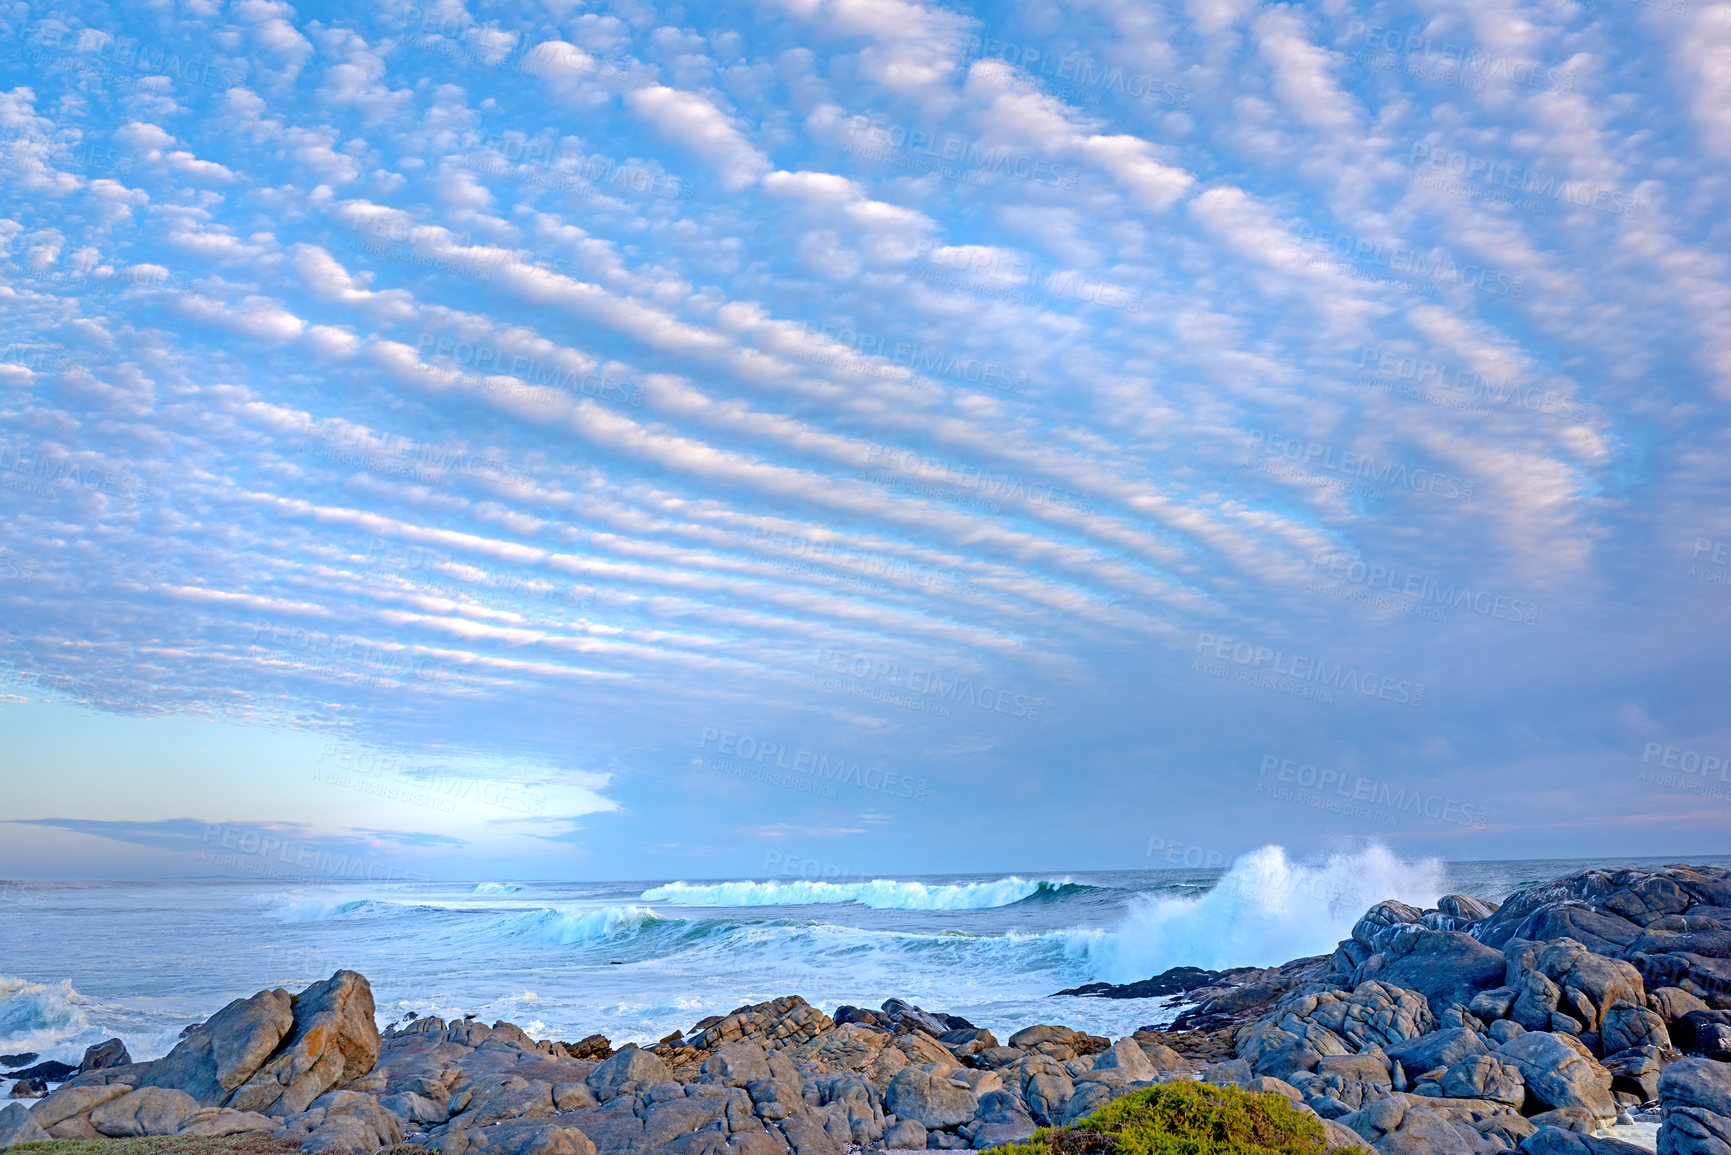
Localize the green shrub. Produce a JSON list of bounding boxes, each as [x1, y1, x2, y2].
[[987, 1082, 1339, 1155], [10, 1136, 299, 1155]]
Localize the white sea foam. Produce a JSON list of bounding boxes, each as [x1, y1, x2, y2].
[[1070, 844, 1444, 983], [639, 877, 1067, 910], [0, 975, 93, 1061], [474, 882, 522, 894]]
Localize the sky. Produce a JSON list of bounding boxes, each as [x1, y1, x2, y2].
[[1, 0, 1729, 884]]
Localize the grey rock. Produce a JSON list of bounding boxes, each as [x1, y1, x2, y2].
[[1439, 1054, 1525, 1106], [1657, 1056, 1731, 1155], [26, 1080, 133, 1128], [79, 1039, 132, 1073], [881, 1118, 926, 1148], [1090, 1038, 1155, 1081], [1020, 1070, 1073, 1126], [226, 970, 380, 1116], [139, 986, 296, 1106], [704, 1043, 774, 1088], [89, 1086, 200, 1136], [1602, 1044, 1676, 1101], [1386, 1027, 1488, 1074], [174, 1107, 278, 1137], [1650, 988, 1711, 1023], [1488, 1020, 1527, 1046], [1059, 1081, 1112, 1123], [586, 1047, 672, 1102], [1498, 1032, 1616, 1124], [0, 1102, 49, 1151], [5, 1081, 44, 1101], [1601, 1001, 1671, 1053], [1354, 931, 1508, 1016], [884, 1068, 976, 1130]]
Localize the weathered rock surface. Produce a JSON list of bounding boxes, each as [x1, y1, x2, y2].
[[0, 1102, 49, 1150], [1657, 1056, 1731, 1155]]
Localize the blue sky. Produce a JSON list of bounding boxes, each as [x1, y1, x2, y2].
[[2, 0, 1729, 882]]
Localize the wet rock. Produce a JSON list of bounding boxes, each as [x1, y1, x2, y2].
[[79, 1039, 132, 1073], [5, 1081, 44, 1100]]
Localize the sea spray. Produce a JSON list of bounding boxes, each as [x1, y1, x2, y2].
[[1068, 844, 1443, 983]]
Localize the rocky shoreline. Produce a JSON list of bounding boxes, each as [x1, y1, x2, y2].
[[2, 862, 1729, 1155]]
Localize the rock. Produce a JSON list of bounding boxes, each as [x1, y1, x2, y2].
[[1657, 1056, 1731, 1155], [1602, 1001, 1671, 1053], [1355, 930, 1508, 1016], [1602, 1044, 1676, 1101], [5, 1061, 76, 1083], [89, 1086, 200, 1136], [5, 1081, 44, 1100], [176, 1107, 279, 1137], [1675, 1010, 1731, 1058], [1051, 965, 1231, 999], [881, 1118, 926, 1148], [587, 1047, 672, 1102], [1439, 1054, 1525, 1107], [1090, 1038, 1156, 1081], [968, 1118, 1038, 1147], [78, 1039, 131, 1073], [0, 1102, 49, 1151], [1286, 981, 1438, 1053], [1634, 953, 1731, 1007], [27, 1080, 134, 1128], [140, 985, 296, 1105], [1386, 1027, 1488, 1074], [884, 1068, 977, 1130], [1511, 971, 1565, 1032], [1470, 987, 1519, 1021], [563, 1034, 613, 1061], [1527, 941, 1647, 1034], [1518, 1125, 1652, 1154], [1497, 1031, 1616, 1124], [226, 970, 380, 1116], [1020, 1068, 1073, 1126], [0, 1056, 38, 1070], [703, 1043, 774, 1088], [1651, 988, 1711, 1023], [1489, 1020, 1527, 1046], [1321, 1116, 1375, 1153], [687, 997, 833, 1052]]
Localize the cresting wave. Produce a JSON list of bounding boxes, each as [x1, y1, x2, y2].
[[638, 877, 1082, 910], [1067, 843, 1444, 984], [0, 975, 92, 1060]]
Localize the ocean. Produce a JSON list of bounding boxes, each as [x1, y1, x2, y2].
[[4, 847, 1729, 1070]]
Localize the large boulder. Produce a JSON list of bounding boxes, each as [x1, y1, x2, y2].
[[686, 997, 833, 1051], [139, 986, 296, 1105], [1497, 1032, 1615, 1124], [1674, 1010, 1731, 1059], [226, 970, 380, 1116], [79, 1039, 132, 1073], [89, 1087, 200, 1137], [884, 1068, 977, 1130], [1355, 930, 1508, 1016], [0, 1102, 49, 1151], [1282, 981, 1437, 1053], [1657, 1056, 1731, 1155], [25, 1081, 134, 1128], [1601, 1001, 1671, 1053], [585, 1048, 671, 1102]]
